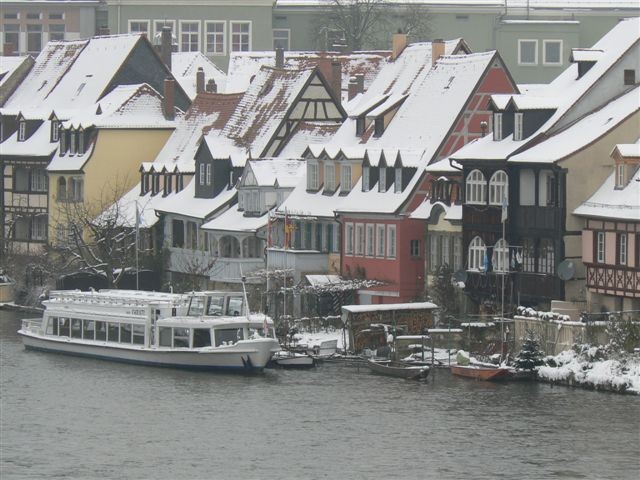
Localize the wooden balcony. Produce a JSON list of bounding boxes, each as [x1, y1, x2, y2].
[[586, 264, 640, 297], [465, 270, 563, 304], [512, 206, 560, 232]]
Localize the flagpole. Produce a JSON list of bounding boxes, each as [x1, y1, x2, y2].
[[500, 194, 507, 363], [135, 201, 140, 291]]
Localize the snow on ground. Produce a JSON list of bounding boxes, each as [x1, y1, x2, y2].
[[538, 347, 640, 394], [290, 328, 349, 351]]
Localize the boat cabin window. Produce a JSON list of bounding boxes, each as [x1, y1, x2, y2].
[[46, 317, 58, 335], [132, 325, 145, 345], [214, 328, 244, 347], [71, 319, 82, 339], [187, 296, 206, 316], [248, 326, 274, 339], [193, 328, 212, 348], [159, 327, 172, 347], [207, 296, 224, 316], [173, 328, 190, 348], [228, 297, 243, 316], [95, 321, 106, 341], [59, 318, 70, 337], [83, 320, 95, 339], [120, 324, 132, 343], [108, 323, 119, 342]]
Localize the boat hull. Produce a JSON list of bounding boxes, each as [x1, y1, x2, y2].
[[450, 365, 512, 381], [366, 360, 430, 380], [19, 332, 277, 372]]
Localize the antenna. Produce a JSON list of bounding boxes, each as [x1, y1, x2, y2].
[[557, 260, 576, 281]]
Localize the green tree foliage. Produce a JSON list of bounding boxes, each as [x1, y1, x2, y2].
[[514, 330, 545, 370], [430, 264, 459, 317]]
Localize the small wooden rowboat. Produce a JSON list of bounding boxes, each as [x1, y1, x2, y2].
[[366, 359, 430, 380], [450, 364, 512, 381], [271, 351, 316, 369]]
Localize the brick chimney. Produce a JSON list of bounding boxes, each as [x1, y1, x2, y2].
[[347, 74, 365, 100], [163, 77, 175, 120], [432, 39, 445, 66], [275, 47, 284, 69], [196, 67, 205, 94], [331, 60, 342, 100], [206, 79, 217, 93], [161, 26, 172, 71], [392, 32, 408, 61]]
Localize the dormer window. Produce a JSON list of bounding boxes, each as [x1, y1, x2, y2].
[[199, 164, 205, 185], [356, 117, 365, 136], [69, 130, 76, 155], [493, 113, 503, 141], [77, 129, 84, 154], [379, 166, 386, 193], [18, 120, 26, 141], [514, 113, 523, 141], [325, 163, 336, 191], [623, 69, 635, 86], [394, 167, 402, 193], [152, 173, 160, 195], [307, 162, 319, 190], [59, 129, 66, 154], [615, 164, 625, 188], [374, 117, 384, 137], [362, 166, 370, 191], [341, 164, 352, 192], [51, 122, 59, 142], [206, 164, 212, 185]]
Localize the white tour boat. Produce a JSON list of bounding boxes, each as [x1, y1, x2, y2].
[[18, 289, 280, 372]]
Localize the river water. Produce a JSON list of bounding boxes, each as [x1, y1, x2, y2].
[[1, 310, 638, 480]]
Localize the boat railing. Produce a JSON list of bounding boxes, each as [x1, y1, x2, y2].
[[48, 290, 186, 308], [21, 318, 43, 335]]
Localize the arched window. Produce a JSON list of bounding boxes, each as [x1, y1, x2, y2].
[[465, 169, 486, 204], [493, 238, 509, 272], [468, 236, 486, 271], [57, 177, 67, 202], [489, 170, 508, 205], [219, 236, 240, 258]]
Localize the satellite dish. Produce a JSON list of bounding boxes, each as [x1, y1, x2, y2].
[[453, 269, 468, 283], [557, 260, 576, 281]]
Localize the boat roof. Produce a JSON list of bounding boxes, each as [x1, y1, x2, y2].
[[158, 313, 272, 328]]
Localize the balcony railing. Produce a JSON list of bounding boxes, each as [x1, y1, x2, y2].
[[465, 270, 563, 302], [267, 248, 329, 280], [586, 264, 640, 297], [513, 206, 559, 231]]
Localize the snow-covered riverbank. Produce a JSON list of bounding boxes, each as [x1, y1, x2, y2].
[[537, 346, 640, 395]]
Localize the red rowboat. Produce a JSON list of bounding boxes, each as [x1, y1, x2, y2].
[[450, 364, 512, 381]]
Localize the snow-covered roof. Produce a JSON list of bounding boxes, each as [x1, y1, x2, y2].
[[276, 0, 639, 9], [0, 55, 31, 92], [510, 87, 639, 164], [226, 50, 390, 98], [305, 274, 342, 287], [278, 176, 345, 219], [152, 92, 242, 173], [573, 167, 640, 221], [569, 48, 605, 63], [171, 52, 226, 99], [0, 120, 58, 157], [342, 302, 438, 313], [201, 207, 268, 234], [154, 178, 236, 220], [410, 200, 462, 222], [47, 138, 96, 172], [245, 158, 305, 188], [276, 121, 341, 159], [452, 17, 640, 163], [613, 142, 640, 158], [425, 157, 462, 173]]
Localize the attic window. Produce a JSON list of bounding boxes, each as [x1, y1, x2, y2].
[[394, 167, 402, 193], [356, 117, 365, 136], [373, 117, 384, 137], [379, 166, 387, 193], [69, 130, 76, 155], [362, 166, 370, 191], [514, 113, 523, 141], [51, 122, 59, 142], [78, 130, 85, 155], [493, 113, 503, 141], [624, 69, 636, 86], [615, 164, 625, 188], [18, 121, 26, 141]]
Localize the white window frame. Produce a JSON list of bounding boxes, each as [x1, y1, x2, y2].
[[543, 39, 563, 66], [31, 216, 47, 241], [273, 28, 290, 51], [205, 21, 226, 56], [341, 164, 352, 192], [468, 236, 486, 271], [518, 39, 538, 66], [493, 112, 503, 141], [493, 238, 509, 272], [394, 167, 402, 193], [128, 19, 150, 34], [489, 170, 508, 206], [230, 21, 251, 52], [362, 166, 370, 191], [180, 20, 200, 53], [514, 112, 523, 141], [18, 121, 26, 141], [355, 223, 364, 256], [199, 163, 205, 185], [379, 166, 386, 193], [430, 235, 439, 271], [324, 162, 336, 191], [30, 169, 46, 192], [366, 224, 374, 257], [376, 224, 385, 258], [51, 122, 59, 142], [619, 233, 627, 266], [307, 162, 319, 190], [345, 223, 354, 256], [386, 225, 396, 259], [465, 169, 486, 205], [615, 164, 625, 188], [596, 232, 605, 263], [206, 164, 212, 185]]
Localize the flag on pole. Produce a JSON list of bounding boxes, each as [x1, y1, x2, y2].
[[501, 194, 508, 223]]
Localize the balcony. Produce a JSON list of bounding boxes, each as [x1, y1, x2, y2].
[[465, 270, 563, 303], [513, 206, 559, 232], [586, 264, 640, 297], [168, 248, 264, 283], [267, 248, 330, 281], [209, 257, 265, 284]]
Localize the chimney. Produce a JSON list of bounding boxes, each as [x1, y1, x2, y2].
[[196, 67, 205, 94], [275, 47, 284, 69], [432, 39, 445, 66], [97, 27, 110, 36], [355, 74, 364, 94], [206, 79, 217, 93], [348, 74, 365, 100], [331, 60, 342, 100], [161, 26, 172, 71], [392, 31, 408, 61], [163, 77, 175, 120]]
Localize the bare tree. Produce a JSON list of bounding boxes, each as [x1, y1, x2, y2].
[[313, 0, 432, 51], [51, 178, 145, 288]]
